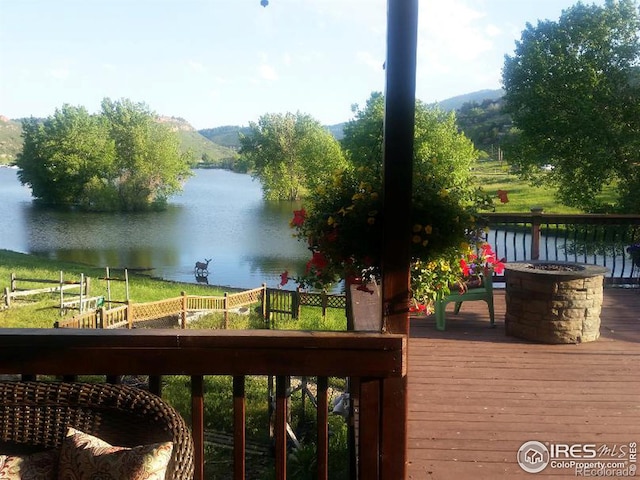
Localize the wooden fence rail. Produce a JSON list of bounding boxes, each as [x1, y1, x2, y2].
[[58, 286, 347, 330], [265, 288, 347, 325], [58, 286, 268, 329], [3, 271, 89, 308]]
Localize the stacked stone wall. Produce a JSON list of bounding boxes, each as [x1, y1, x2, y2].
[[505, 269, 604, 344]]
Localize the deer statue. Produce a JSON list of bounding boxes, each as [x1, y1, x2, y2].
[[194, 258, 212, 274]]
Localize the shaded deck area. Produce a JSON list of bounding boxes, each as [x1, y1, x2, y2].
[[407, 288, 640, 479]]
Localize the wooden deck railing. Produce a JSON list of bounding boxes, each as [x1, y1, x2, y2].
[[482, 212, 640, 284], [0, 328, 406, 480]]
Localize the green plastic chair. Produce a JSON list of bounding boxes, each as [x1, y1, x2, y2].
[[434, 271, 495, 331]]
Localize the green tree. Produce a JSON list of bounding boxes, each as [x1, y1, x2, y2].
[[17, 105, 116, 207], [16, 98, 192, 212], [238, 112, 346, 201], [293, 92, 491, 287], [502, 0, 640, 212]]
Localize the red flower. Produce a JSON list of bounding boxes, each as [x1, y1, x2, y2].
[[306, 251, 328, 273], [290, 208, 306, 227], [460, 258, 471, 277], [279, 270, 289, 286], [409, 303, 427, 314]]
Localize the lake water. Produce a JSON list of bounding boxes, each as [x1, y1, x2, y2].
[[0, 167, 310, 289]]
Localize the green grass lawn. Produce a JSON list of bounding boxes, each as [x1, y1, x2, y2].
[[471, 159, 616, 214]]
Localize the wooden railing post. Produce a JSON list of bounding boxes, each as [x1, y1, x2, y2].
[[10, 272, 16, 293], [261, 283, 267, 320], [321, 290, 328, 317], [293, 287, 300, 319], [275, 375, 288, 479], [181, 291, 188, 329], [59, 271, 64, 312], [317, 376, 329, 480], [126, 300, 133, 329], [224, 292, 229, 329], [192, 375, 204, 480], [530, 207, 544, 260], [233, 376, 246, 479]]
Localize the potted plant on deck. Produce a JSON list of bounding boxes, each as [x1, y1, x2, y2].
[[409, 242, 504, 315]]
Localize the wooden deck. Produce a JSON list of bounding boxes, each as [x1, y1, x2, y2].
[[407, 288, 640, 479]]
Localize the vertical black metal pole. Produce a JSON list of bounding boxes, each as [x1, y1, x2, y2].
[[380, 1, 418, 479], [382, 0, 418, 335]]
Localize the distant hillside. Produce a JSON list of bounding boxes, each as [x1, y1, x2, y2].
[[0, 116, 22, 163], [433, 89, 504, 112], [0, 115, 238, 168], [325, 123, 345, 141], [158, 117, 238, 167], [199, 122, 346, 148], [455, 97, 512, 152], [198, 125, 251, 150]]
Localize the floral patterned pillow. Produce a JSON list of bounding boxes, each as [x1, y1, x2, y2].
[[0, 450, 58, 480], [57, 428, 173, 480]]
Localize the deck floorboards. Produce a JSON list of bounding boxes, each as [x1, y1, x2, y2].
[[407, 288, 640, 479]]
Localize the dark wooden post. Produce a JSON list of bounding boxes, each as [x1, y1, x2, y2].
[[530, 207, 544, 260], [380, 0, 418, 478], [192, 375, 205, 480], [233, 376, 246, 479]]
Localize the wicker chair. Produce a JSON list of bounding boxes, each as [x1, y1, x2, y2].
[[0, 381, 194, 480]]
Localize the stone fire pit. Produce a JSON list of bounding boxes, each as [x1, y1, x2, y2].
[[504, 262, 608, 344]]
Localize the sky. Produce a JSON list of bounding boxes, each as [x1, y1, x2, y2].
[[0, 0, 605, 130]]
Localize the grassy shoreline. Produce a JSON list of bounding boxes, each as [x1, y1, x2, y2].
[[0, 249, 244, 328]]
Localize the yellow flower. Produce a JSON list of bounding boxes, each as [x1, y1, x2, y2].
[[424, 225, 433, 234], [327, 216, 335, 226], [367, 217, 376, 225], [370, 192, 379, 200], [422, 240, 429, 247], [412, 224, 423, 233], [412, 235, 421, 244], [438, 188, 449, 197]]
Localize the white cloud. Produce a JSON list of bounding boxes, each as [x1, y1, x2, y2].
[[415, 0, 506, 100], [49, 67, 70, 80], [187, 60, 205, 72], [485, 24, 502, 38], [259, 63, 278, 81], [356, 51, 383, 72]]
